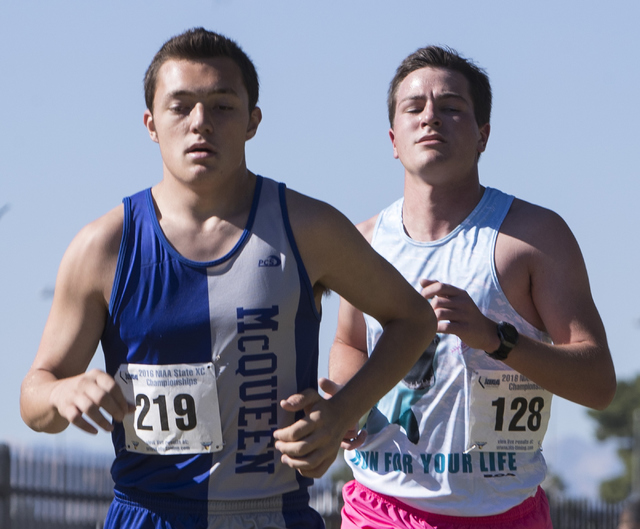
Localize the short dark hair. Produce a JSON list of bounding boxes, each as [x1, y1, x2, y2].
[[387, 46, 491, 128], [144, 27, 259, 113]]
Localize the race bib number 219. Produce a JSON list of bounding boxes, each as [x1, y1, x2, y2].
[[116, 363, 223, 455]]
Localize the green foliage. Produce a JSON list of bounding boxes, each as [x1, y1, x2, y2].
[[599, 449, 632, 503], [588, 375, 640, 443], [587, 374, 640, 502], [600, 473, 631, 503]]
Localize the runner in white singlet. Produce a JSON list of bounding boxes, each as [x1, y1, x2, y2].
[[328, 45, 616, 529]]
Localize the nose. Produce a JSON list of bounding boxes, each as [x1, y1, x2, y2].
[[421, 101, 441, 128], [190, 103, 213, 135]]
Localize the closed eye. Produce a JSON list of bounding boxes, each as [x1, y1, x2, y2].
[[170, 105, 191, 114]]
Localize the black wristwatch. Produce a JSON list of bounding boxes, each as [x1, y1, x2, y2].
[[486, 321, 518, 360]]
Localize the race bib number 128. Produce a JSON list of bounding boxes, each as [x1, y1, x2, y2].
[[468, 369, 552, 453], [115, 363, 223, 455]]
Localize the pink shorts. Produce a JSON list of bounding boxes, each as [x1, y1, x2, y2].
[[341, 480, 552, 529]]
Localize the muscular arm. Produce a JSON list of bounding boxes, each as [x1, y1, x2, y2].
[[273, 192, 436, 476], [497, 200, 614, 409], [20, 206, 133, 434], [422, 200, 615, 410]]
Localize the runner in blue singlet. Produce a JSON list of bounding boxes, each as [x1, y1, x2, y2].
[[20, 28, 436, 529]]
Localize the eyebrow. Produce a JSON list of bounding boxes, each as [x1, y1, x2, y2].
[[399, 92, 469, 105], [438, 92, 469, 103], [165, 88, 241, 100]]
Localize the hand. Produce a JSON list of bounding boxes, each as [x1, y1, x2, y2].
[[318, 378, 367, 450], [49, 369, 135, 434], [420, 279, 499, 352], [273, 387, 355, 478]]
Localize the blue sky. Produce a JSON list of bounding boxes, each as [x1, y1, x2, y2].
[[1, 0, 639, 498]]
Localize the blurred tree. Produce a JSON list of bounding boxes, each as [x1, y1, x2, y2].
[[587, 374, 640, 502], [541, 471, 567, 500]]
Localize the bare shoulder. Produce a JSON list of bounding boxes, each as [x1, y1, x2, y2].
[[284, 189, 345, 287], [497, 198, 585, 274], [283, 187, 432, 338], [496, 197, 590, 333], [283, 188, 377, 291], [283, 187, 338, 226], [31, 204, 125, 377], [501, 198, 575, 245], [356, 214, 379, 243], [283, 187, 363, 246], [60, 204, 124, 302], [68, 205, 123, 266], [285, 187, 379, 242]]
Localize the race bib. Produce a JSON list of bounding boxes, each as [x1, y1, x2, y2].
[[467, 369, 552, 453], [115, 363, 223, 455]]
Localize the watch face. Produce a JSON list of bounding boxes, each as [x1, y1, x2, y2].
[[486, 322, 518, 360], [498, 322, 518, 346]]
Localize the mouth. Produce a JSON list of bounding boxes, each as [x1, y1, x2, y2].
[[416, 134, 445, 145], [186, 144, 216, 156]]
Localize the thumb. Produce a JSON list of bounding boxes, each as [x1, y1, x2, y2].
[[318, 377, 342, 398], [280, 388, 322, 413]]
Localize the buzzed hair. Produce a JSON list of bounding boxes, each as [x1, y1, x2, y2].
[[144, 27, 259, 113], [388, 46, 491, 128]]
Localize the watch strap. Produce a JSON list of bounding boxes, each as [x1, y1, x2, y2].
[[486, 321, 518, 360]]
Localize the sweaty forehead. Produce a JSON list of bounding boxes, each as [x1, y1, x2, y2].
[[398, 66, 472, 102]]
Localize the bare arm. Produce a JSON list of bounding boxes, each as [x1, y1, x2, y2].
[[328, 214, 375, 389], [500, 201, 614, 409], [20, 206, 133, 434], [324, 295, 371, 450], [273, 193, 436, 477], [330, 298, 369, 386], [421, 200, 615, 410]]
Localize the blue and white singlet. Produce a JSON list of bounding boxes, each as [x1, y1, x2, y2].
[[347, 187, 553, 517], [101, 176, 320, 509]]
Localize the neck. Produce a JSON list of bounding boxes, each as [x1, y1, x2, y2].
[[149, 169, 257, 262], [154, 167, 256, 224], [402, 172, 484, 242]]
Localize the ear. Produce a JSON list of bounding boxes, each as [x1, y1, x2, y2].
[[245, 106, 262, 141], [389, 127, 400, 159], [143, 109, 159, 143], [477, 122, 490, 154]]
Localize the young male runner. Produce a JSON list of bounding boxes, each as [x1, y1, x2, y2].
[[328, 46, 616, 528], [19, 29, 436, 529]]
